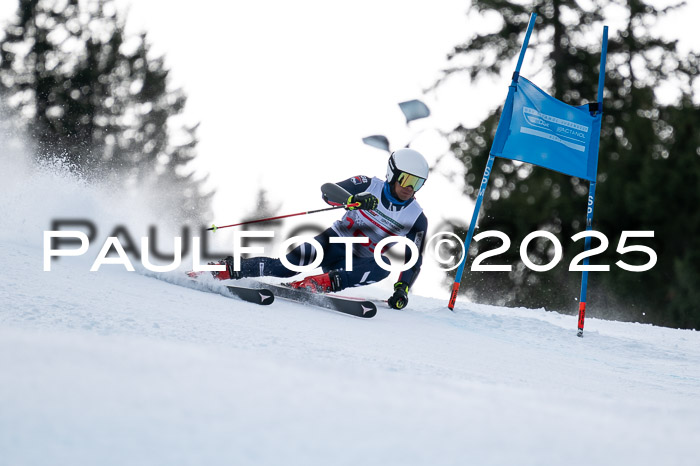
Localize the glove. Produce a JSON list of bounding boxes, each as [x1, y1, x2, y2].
[[388, 282, 409, 310], [346, 192, 378, 211]]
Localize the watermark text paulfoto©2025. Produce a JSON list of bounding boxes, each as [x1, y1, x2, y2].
[[43, 221, 658, 274]]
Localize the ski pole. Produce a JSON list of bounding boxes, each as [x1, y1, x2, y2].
[[207, 201, 360, 232]]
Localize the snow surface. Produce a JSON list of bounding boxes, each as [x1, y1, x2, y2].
[[2, 157, 700, 466]]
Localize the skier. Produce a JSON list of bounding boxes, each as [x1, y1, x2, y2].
[[213, 148, 429, 310]]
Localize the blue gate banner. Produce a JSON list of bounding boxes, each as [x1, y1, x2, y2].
[[493, 77, 601, 181]]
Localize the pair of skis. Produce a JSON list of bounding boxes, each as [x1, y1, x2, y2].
[[225, 282, 378, 318]]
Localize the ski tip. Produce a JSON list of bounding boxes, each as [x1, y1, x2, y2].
[[258, 291, 275, 305], [360, 303, 377, 318], [225, 285, 275, 306]]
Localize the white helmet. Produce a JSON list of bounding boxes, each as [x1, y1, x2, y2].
[[386, 148, 429, 191]]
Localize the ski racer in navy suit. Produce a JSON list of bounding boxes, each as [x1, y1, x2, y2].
[[214, 148, 430, 310]]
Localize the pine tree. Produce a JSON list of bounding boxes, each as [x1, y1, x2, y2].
[[438, 0, 700, 328], [0, 0, 212, 225]]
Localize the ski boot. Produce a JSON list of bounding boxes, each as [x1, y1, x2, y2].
[[288, 271, 342, 293], [186, 256, 241, 280]]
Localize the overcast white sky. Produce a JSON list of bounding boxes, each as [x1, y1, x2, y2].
[[109, 0, 482, 225], [2, 0, 698, 295]]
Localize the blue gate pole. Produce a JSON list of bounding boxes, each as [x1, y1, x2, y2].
[[577, 26, 608, 337], [448, 13, 537, 311], [577, 181, 597, 336], [448, 155, 495, 310]]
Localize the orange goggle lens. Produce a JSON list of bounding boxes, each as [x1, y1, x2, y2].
[[397, 172, 425, 191]]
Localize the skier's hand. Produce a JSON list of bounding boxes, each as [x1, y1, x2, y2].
[[346, 192, 378, 211], [388, 282, 409, 310]]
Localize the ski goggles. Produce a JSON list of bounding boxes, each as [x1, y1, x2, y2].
[[397, 172, 426, 191]]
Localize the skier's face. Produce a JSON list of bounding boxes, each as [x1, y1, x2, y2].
[[393, 181, 415, 201]]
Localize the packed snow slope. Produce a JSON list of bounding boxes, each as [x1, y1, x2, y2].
[[2, 159, 700, 466]]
